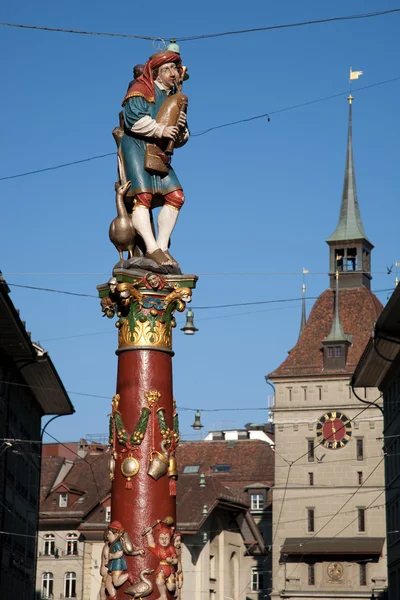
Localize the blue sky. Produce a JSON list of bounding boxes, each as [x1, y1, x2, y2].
[[0, 0, 399, 442]]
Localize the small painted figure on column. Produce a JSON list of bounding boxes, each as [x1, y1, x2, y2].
[[142, 518, 177, 600], [103, 520, 145, 600], [173, 532, 183, 599]]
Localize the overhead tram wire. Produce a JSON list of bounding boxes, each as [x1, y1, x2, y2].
[[191, 75, 400, 137], [1, 8, 399, 41], [1, 74, 399, 182], [4, 281, 395, 309]]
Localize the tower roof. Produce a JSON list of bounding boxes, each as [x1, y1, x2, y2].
[[326, 96, 369, 244], [269, 287, 382, 379]]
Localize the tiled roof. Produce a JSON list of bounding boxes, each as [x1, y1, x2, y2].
[[176, 475, 245, 530], [176, 439, 274, 501], [40, 450, 110, 519], [40, 456, 65, 502], [269, 286, 383, 378], [40, 440, 274, 530]]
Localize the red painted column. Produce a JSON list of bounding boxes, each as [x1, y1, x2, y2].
[[98, 273, 196, 600], [113, 350, 175, 574]]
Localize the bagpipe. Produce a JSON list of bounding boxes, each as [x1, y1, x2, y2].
[[145, 68, 188, 176]]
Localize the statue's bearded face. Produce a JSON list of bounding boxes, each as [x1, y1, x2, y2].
[[156, 62, 179, 89]]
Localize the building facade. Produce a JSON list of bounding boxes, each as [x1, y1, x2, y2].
[[268, 98, 387, 599], [37, 437, 274, 599], [0, 273, 74, 600], [352, 283, 400, 599]]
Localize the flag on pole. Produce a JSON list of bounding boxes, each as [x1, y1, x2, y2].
[[303, 268, 309, 274], [349, 68, 363, 81]]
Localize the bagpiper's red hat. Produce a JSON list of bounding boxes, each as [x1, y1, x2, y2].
[[123, 50, 182, 106], [109, 520, 124, 532]]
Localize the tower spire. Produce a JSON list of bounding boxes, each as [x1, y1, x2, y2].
[[327, 96, 368, 243], [298, 283, 307, 340], [322, 271, 352, 369], [326, 96, 373, 290], [324, 272, 351, 344]]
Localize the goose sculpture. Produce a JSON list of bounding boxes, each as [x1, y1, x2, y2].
[[109, 180, 136, 260], [125, 568, 154, 598]]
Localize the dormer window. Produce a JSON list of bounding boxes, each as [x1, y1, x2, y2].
[[251, 494, 264, 511], [59, 492, 68, 507]]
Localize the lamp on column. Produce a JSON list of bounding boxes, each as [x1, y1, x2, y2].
[[191, 410, 203, 430], [180, 309, 198, 335]]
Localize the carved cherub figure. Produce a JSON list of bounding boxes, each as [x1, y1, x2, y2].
[[143, 521, 177, 600], [103, 521, 144, 600]]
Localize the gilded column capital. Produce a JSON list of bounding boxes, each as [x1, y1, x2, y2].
[[98, 272, 197, 351]]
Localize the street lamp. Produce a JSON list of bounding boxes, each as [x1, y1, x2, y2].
[[180, 309, 198, 335], [191, 410, 203, 430]]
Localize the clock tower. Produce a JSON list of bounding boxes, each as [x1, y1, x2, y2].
[[268, 98, 387, 599]]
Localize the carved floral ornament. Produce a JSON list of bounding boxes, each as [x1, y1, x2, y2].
[[109, 391, 180, 495], [100, 277, 192, 350]]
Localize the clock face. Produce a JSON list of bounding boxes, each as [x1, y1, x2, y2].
[[316, 411, 352, 449]]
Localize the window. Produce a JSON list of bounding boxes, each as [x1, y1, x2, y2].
[[303, 387, 307, 401], [335, 248, 344, 270], [41, 572, 53, 599], [317, 387, 322, 401], [308, 564, 315, 585], [358, 471, 363, 485], [359, 563, 367, 586], [356, 439, 364, 461], [209, 554, 216, 580], [288, 387, 292, 401], [328, 346, 334, 358], [251, 494, 264, 511], [307, 509, 315, 532], [309, 473, 314, 486], [105, 506, 111, 523], [308, 440, 314, 463], [59, 493, 68, 507], [43, 534, 55, 556], [66, 534, 78, 556], [64, 572, 76, 598], [347, 248, 357, 271], [182, 465, 200, 474], [251, 568, 263, 592], [358, 508, 366, 532], [335, 346, 342, 358], [213, 464, 230, 473]]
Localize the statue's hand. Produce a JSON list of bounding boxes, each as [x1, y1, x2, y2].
[[163, 126, 179, 140], [177, 112, 186, 128]]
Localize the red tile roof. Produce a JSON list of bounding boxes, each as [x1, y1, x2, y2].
[[176, 475, 246, 531], [40, 449, 110, 520], [40, 456, 65, 502], [177, 439, 274, 502], [40, 440, 274, 531], [269, 286, 383, 378]]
